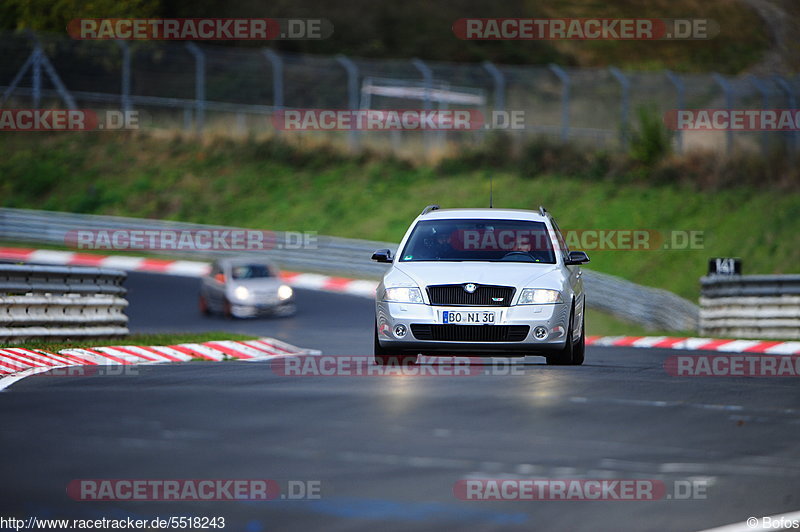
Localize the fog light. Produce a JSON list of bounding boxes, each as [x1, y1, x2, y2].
[[394, 324, 407, 338], [533, 326, 548, 340]]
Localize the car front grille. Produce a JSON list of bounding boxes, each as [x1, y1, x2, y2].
[[426, 284, 515, 306], [410, 324, 530, 342]]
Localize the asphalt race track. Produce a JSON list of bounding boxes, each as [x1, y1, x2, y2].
[[2, 271, 799, 531]]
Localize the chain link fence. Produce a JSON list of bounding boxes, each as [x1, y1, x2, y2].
[[1, 31, 798, 156]]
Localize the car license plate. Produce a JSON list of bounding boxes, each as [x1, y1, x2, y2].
[[442, 310, 496, 324]]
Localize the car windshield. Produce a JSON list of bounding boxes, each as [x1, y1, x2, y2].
[[230, 264, 273, 279], [399, 219, 556, 263]]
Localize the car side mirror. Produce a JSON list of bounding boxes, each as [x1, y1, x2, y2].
[[214, 273, 226, 283], [371, 249, 394, 263], [566, 251, 590, 265]]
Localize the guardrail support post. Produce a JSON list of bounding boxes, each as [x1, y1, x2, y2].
[[609, 67, 630, 148], [185, 43, 206, 133], [548, 64, 570, 142], [335, 54, 360, 151], [712, 73, 734, 154], [665, 70, 685, 154]]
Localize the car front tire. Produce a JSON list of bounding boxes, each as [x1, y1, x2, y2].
[[199, 294, 210, 316], [546, 307, 584, 366], [571, 320, 585, 365]]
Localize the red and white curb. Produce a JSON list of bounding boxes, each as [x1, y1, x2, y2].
[[587, 336, 800, 355], [0, 247, 378, 298], [0, 337, 321, 390]]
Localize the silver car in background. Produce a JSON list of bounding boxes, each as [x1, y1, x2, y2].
[[372, 205, 589, 365], [199, 257, 295, 318]]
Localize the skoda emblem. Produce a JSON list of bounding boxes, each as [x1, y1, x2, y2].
[[464, 283, 477, 293]]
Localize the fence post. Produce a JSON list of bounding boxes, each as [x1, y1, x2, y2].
[[263, 49, 284, 110], [772, 75, 796, 159], [748, 75, 769, 157], [0, 48, 37, 106], [482, 60, 505, 112], [665, 70, 685, 153], [115, 40, 132, 113], [185, 43, 205, 133], [335, 54, 360, 151], [712, 73, 733, 154], [609, 67, 630, 148], [412, 58, 434, 149], [548, 64, 570, 142], [26, 31, 77, 109], [1, 32, 77, 110], [32, 47, 42, 109], [263, 49, 284, 135]]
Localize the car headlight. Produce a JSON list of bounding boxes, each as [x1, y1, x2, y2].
[[234, 286, 251, 301], [278, 285, 293, 301], [518, 288, 563, 305], [384, 287, 424, 303]]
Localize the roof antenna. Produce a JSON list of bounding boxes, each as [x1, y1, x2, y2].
[[489, 174, 493, 208]]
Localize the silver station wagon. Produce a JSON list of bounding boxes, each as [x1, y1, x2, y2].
[[372, 206, 589, 366]]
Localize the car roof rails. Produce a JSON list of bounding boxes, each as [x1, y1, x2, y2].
[[539, 205, 548, 217], [421, 204, 440, 216]]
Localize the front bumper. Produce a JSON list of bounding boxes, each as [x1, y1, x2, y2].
[[230, 297, 295, 318], [376, 300, 570, 354]]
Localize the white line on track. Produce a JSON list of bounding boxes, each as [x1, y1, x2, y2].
[[0, 365, 71, 391]]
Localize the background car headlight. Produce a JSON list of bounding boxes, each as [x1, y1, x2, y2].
[[278, 285, 293, 300], [384, 287, 423, 303], [518, 288, 563, 304], [234, 286, 251, 301]]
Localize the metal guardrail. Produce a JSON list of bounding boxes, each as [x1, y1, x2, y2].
[[0, 207, 392, 279], [0, 264, 128, 341], [0, 207, 700, 332], [584, 269, 698, 332], [700, 275, 800, 339]]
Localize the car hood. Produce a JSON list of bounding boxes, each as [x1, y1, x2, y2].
[[391, 261, 562, 290]]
